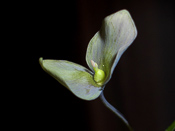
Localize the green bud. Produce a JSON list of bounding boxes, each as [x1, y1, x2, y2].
[[91, 60, 105, 85]]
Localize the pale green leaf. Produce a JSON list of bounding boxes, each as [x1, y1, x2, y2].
[[86, 10, 137, 84], [39, 57, 102, 100]]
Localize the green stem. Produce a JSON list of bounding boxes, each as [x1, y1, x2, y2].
[[100, 91, 133, 131]]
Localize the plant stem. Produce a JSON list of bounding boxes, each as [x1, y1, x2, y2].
[[100, 91, 133, 131]]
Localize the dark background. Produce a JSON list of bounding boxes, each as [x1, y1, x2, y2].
[[9, 0, 175, 131]]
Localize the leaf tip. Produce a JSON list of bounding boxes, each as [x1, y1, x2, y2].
[[39, 57, 43, 63], [39, 57, 43, 65], [39, 57, 45, 71]]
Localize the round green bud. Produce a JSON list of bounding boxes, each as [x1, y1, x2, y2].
[[91, 60, 105, 85], [94, 68, 105, 83]]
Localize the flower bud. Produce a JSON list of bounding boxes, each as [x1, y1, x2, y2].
[[91, 60, 105, 85]]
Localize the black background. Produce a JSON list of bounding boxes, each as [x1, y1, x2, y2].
[[6, 0, 175, 131]]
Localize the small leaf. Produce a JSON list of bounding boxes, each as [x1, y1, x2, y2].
[[86, 10, 137, 84], [39, 57, 102, 100], [166, 121, 175, 131]]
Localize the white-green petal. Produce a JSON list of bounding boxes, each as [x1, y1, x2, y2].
[[86, 9, 137, 84], [39, 57, 102, 100]]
